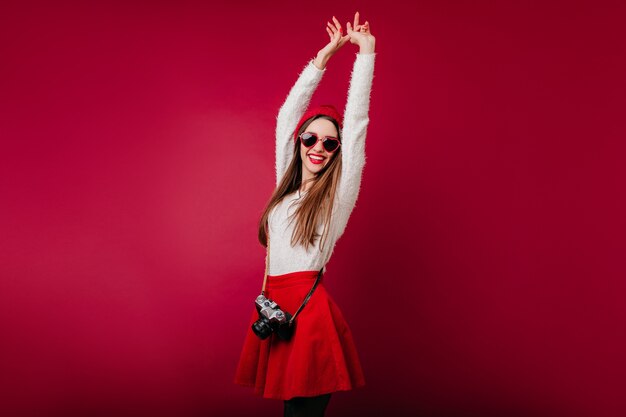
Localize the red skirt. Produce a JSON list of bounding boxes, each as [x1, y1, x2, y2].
[[233, 270, 366, 400]]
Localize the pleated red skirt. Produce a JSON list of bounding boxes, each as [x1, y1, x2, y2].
[[233, 270, 366, 400]]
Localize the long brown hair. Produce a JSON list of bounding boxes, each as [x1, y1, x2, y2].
[[258, 115, 343, 252]]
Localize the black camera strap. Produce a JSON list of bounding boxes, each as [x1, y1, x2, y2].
[[262, 223, 325, 326], [288, 267, 324, 326]]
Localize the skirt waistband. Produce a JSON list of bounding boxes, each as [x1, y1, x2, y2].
[[267, 270, 324, 290]]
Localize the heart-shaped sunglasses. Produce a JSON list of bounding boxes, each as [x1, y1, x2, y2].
[[298, 132, 341, 153]]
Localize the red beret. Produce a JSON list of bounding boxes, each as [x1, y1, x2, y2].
[[293, 104, 344, 143]]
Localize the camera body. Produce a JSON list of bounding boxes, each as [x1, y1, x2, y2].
[[252, 294, 294, 341]]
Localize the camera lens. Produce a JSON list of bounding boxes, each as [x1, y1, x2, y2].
[[252, 318, 272, 340]]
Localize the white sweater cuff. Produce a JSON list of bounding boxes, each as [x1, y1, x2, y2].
[[308, 59, 327, 74]]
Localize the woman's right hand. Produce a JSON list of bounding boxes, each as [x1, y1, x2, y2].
[[314, 16, 350, 70]]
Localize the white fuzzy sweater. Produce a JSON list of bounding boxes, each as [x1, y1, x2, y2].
[[268, 52, 376, 276]]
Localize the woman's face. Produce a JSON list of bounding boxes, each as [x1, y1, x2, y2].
[[299, 118, 339, 177]]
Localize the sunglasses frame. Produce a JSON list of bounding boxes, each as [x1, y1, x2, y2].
[[298, 132, 342, 153]]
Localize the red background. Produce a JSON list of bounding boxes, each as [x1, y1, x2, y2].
[[1, 1, 625, 416]]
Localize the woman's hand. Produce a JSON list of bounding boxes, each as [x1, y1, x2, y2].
[[346, 12, 376, 54], [313, 16, 350, 70]]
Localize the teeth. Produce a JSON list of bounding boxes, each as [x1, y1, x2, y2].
[[309, 155, 324, 160]]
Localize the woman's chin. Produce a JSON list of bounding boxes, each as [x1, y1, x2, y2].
[[305, 162, 326, 173]]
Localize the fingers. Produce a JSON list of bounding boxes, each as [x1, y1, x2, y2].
[[327, 20, 339, 37], [347, 21, 361, 35], [328, 22, 341, 44], [331, 16, 342, 33], [329, 13, 369, 44]]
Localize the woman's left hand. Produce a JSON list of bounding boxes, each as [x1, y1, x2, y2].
[[346, 12, 376, 54]]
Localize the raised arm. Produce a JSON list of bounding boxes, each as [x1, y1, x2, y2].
[[275, 61, 325, 187], [332, 14, 377, 240], [275, 16, 351, 187]]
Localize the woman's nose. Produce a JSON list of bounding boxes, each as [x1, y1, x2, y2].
[[313, 142, 326, 153]]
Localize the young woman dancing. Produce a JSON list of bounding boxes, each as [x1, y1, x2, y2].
[[234, 11, 376, 417]]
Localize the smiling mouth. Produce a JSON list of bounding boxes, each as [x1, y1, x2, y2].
[[307, 154, 326, 164]]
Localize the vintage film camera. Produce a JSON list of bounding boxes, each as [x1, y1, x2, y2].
[[252, 294, 294, 341]]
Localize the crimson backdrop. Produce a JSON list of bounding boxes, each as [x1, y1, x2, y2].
[[1, 1, 625, 416]]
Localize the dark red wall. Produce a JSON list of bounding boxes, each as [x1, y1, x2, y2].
[[1, 1, 625, 416]]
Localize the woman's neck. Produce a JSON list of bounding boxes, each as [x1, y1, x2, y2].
[[300, 175, 315, 193]]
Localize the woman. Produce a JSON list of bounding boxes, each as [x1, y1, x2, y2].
[[234, 11, 376, 417]]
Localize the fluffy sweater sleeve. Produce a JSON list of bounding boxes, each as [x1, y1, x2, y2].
[[275, 60, 326, 187], [333, 52, 377, 240]]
